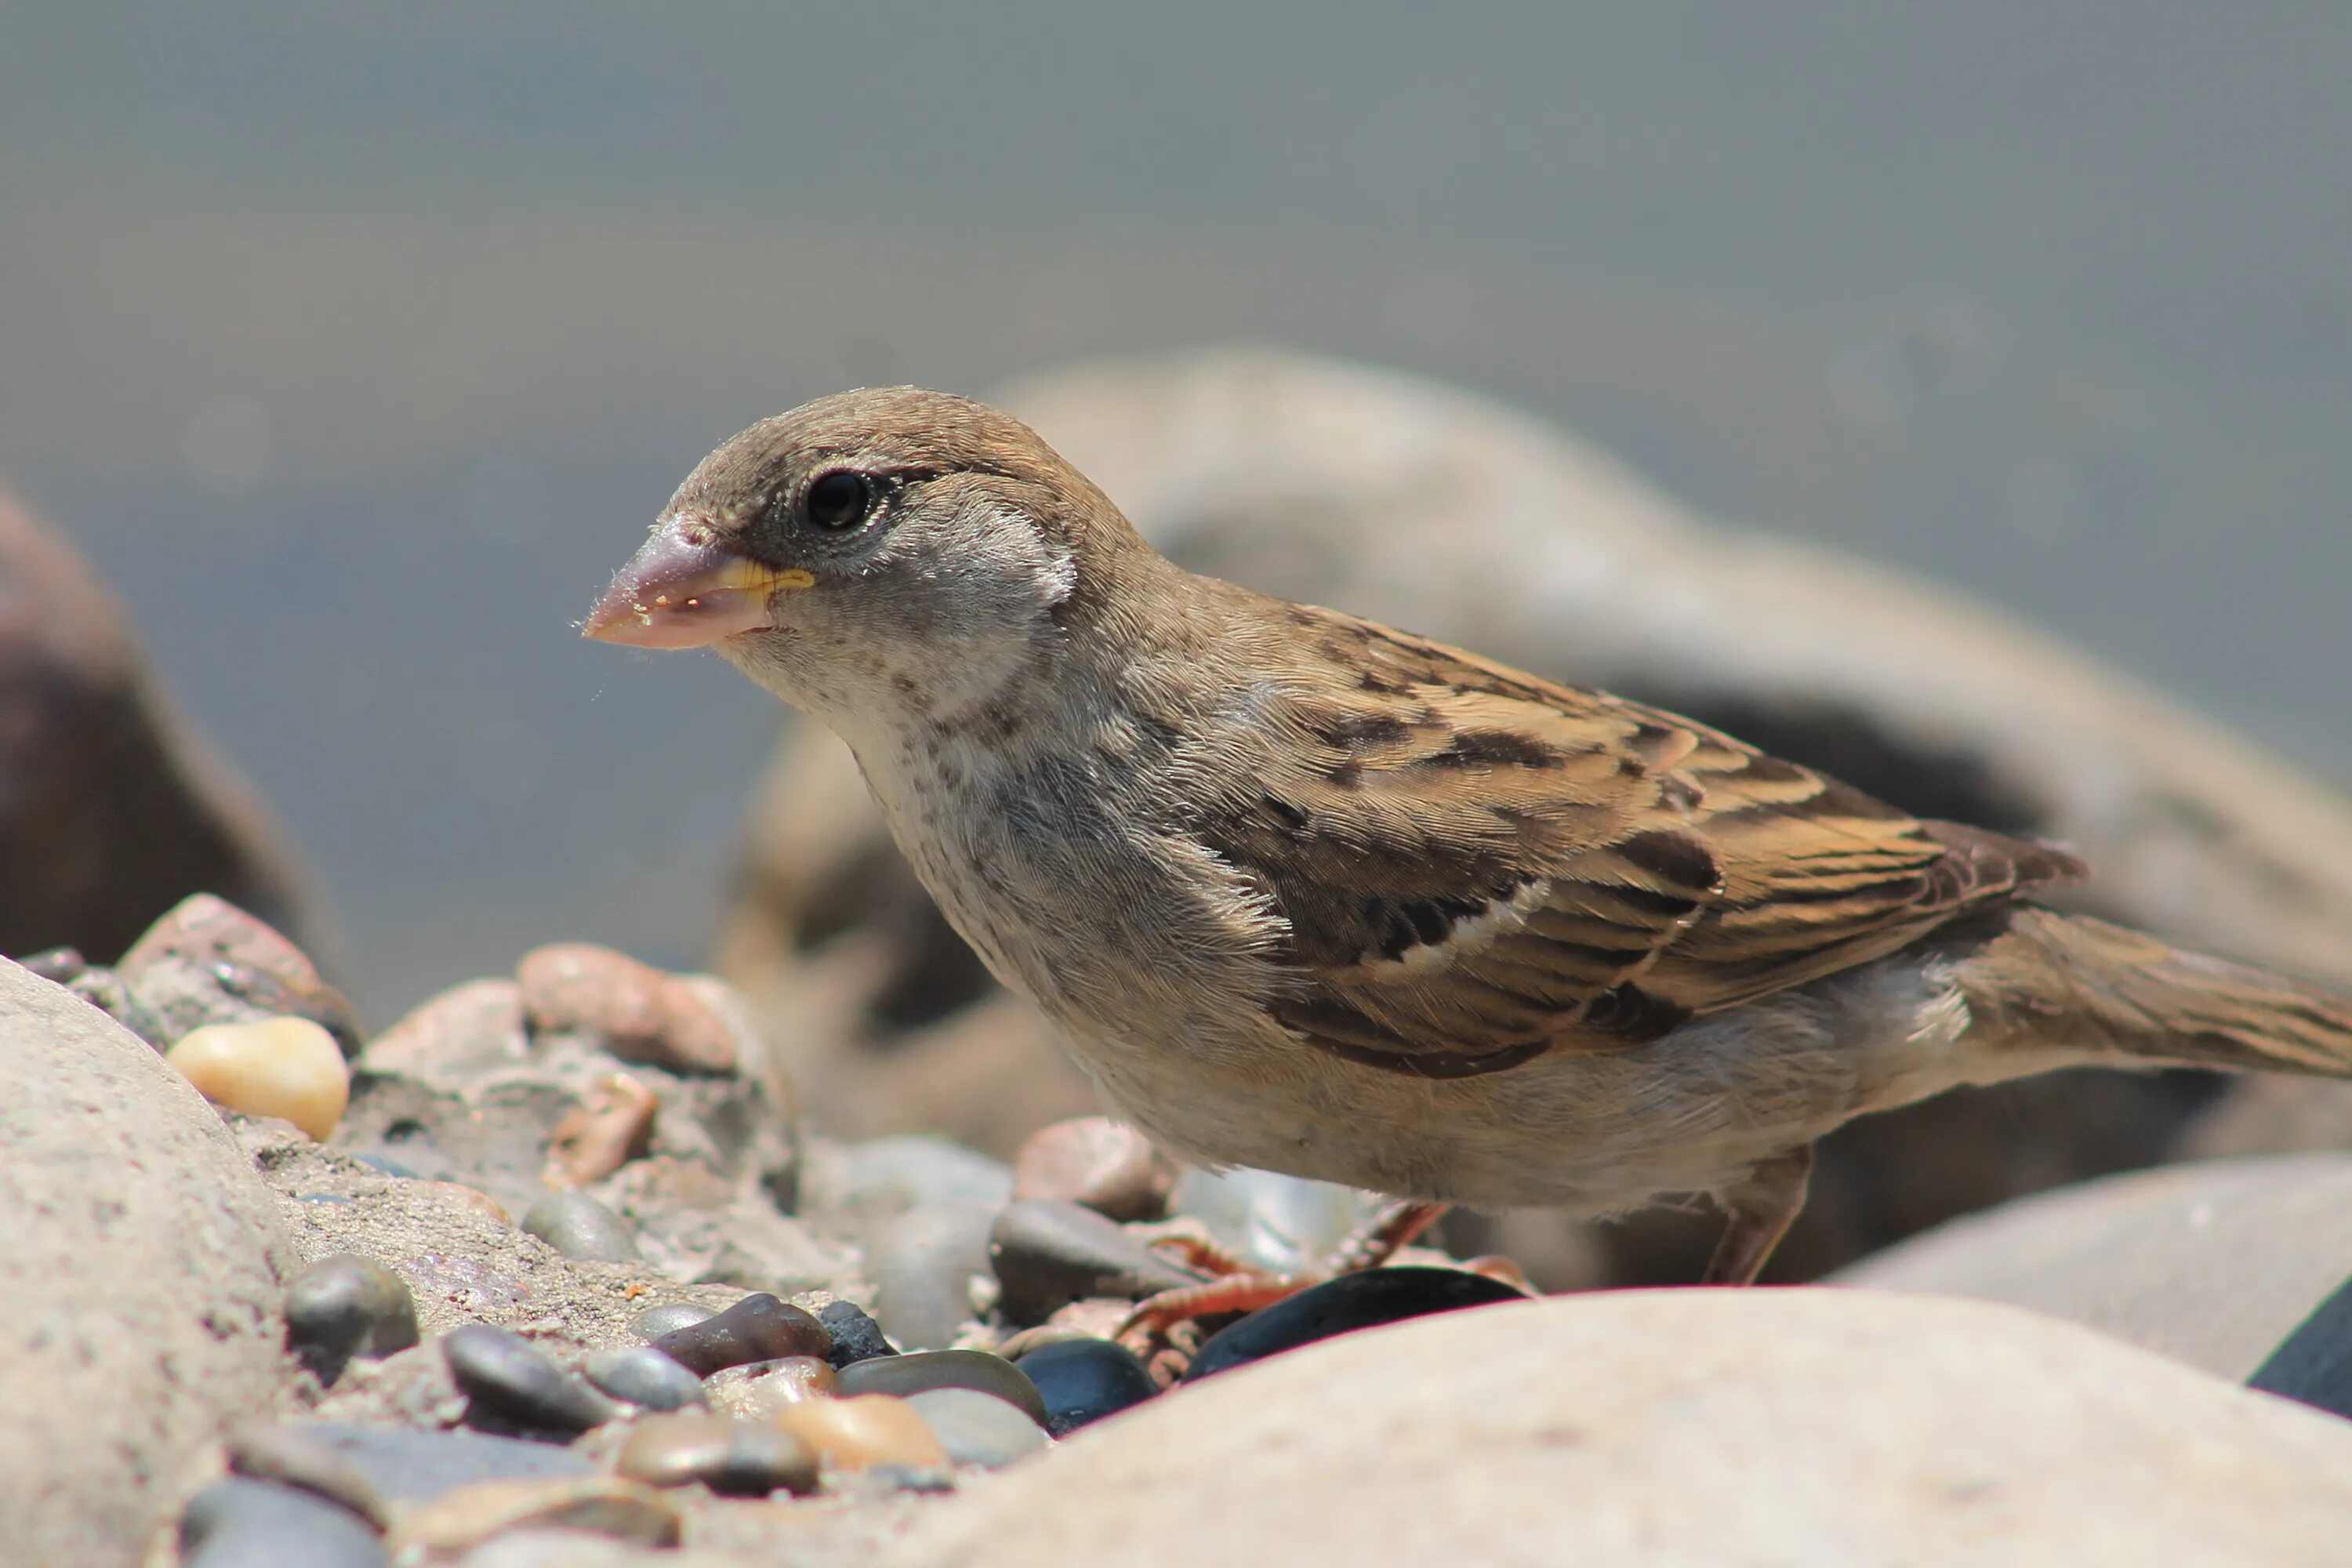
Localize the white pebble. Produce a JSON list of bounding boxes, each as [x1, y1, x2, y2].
[[166, 1017, 350, 1140]]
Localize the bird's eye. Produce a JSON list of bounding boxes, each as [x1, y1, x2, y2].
[[804, 470, 873, 531]]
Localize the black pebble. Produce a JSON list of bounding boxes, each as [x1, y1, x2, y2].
[[442, 1325, 616, 1437], [652, 1291, 830, 1377], [1013, 1338, 1160, 1435], [818, 1299, 898, 1368], [2250, 1272, 2352, 1420], [521, 1192, 642, 1262], [583, 1345, 708, 1410], [1183, 1267, 1527, 1381], [285, 1255, 419, 1383], [180, 1478, 388, 1568]]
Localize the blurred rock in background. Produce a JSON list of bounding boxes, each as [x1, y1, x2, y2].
[[711, 347, 2352, 1287], [0, 483, 318, 964]]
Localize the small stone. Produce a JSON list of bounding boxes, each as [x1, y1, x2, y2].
[[651, 1290, 829, 1376], [390, 1476, 681, 1555], [1172, 1167, 1383, 1274], [360, 978, 528, 1081], [1185, 1266, 1528, 1381], [1013, 1116, 1178, 1222], [837, 1348, 1049, 1428], [180, 1478, 389, 1568], [2250, 1272, 2352, 1419], [543, 1072, 659, 1186], [581, 1345, 706, 1411], [615, 1411, 819, 1497], [630, 1301, 717, 1341], [989, 1198, 1205, 1323], [825, 1136, 1015, 1231], [283, 1424, 593, 1506], [430, 1181, 514, 1226], [1012, 1338, 1160, 1436], [818, 1299, 897, 1367], [706, 1354, 838, 1419], [348, 1152, 421, 1179], [121, 893, 360, 1056], [867, 1203, 998, 1350], [17, 945, 86, 982], [444, 1326, 618, 1436], [776, 1394, 951, 1471], [903, 1387, 1053, 1468], [517, 942, 737, 1076], [224, 1421, 391, 1527], [521, 1192, 641, 1262], [167, 1016, 350, 1140], [285, 1254, 420, 1381]]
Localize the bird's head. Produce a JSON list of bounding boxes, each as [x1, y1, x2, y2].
[[584, 387, 1149, 726]]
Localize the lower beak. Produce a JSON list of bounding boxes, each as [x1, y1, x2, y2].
[[581, 517, 814, 649]]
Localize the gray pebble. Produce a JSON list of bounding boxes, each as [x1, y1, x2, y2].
[[829, 1136, 1014, 1230], [837, 1348, 1049, 1428], [285, 1255, 419, 1382], [582, 1345, 706, 1410], [1172, 1167, 1380, 1273], [904, 1387, 1053, 1469], [443, 1325, 616, 1436], [989, 1198, 1204, 1323], [180, 1478, 388, 1568], [521, 1192, 641, 1262], [282, 1424, 593, 1506], [630, 1301, 717, 1341], [224, 1421, 390, 1528], [818, 1298, 897, 1367], [866, 1203, 997, 1350]]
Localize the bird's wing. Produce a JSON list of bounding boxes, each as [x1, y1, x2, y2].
[[1191, 609, 2084, 1079]]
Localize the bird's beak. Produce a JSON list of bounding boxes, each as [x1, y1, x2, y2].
[[581, 517, 815, 650]]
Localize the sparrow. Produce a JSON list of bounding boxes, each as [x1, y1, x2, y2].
[[586, 387, 2352, 1286]]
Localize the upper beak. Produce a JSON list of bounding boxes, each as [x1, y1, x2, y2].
[[581, 517, 814, 649]]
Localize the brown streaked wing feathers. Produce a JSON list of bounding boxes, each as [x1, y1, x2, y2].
[[1192, 604, 2086, 1076]]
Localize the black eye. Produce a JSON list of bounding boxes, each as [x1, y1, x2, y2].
[[804, 470, 873, 531]]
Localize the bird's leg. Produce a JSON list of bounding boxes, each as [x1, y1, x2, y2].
[[1702, 1145, 1815, 1286], [1119, 1200, 1456, 1377]]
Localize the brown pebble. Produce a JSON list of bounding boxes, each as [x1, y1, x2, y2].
[[775, 1394, 949, 1471], [517, 942, 737, 1076], [544, 1073, 659, 1186], [707, 1355, 838, 1419], [1012, 1116, 1178, 1222], [652, 1292, 829, 1376], [120, 893, 361, 1054], [389, 1476, 681, 1554], [615, 1411, 818, 1497]]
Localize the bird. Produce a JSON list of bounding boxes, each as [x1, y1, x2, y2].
[[585, 386, 2352, 1290]]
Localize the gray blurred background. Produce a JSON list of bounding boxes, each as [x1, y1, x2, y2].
[[2, 1, 2344, 1023]]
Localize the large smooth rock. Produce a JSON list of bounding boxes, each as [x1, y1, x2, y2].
[[0, 483, 314, 963], [708, 349, 2352, 1285], [0, 958, 291, 1565], [1834, 1153, 2352, 1380], [880, 1290, 2352, 1567]]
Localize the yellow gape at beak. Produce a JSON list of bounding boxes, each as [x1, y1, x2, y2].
[[582, 517, 814, 649]]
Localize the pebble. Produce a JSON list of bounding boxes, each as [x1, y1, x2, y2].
[[630, 1301, 717, 1341], [615, 1411, 820, 1497], [1185, 1266, 1528, 1381], [989, 1198, 1204, 1323], [521, 1192, 641, 1262], [16, 944, 85, 982], [837, 1348, 1049, 1428], [829, 1135, 1014, 1230], [818, 1299, 897, 1367], [180, 1477, 390, 1568], [167, 1016, 350, 1140], [652, 1290, 829, 1376], [515, 942, 738, 1076], [1012, 1338, 1160, 1435], [121, 893, 362, 1056], [1013, 1116, 1178, 1221], [776, 1394, 952, 1471], [706, 1355, 838, 1418], [1172, 1167, 1382, 1274], [224, 1421, 391, 1527], [866, 1203, 998, 1350], [543, 1072, 659, 1186], [2249, 1271, 2352, 1420], [284, 1424, 593, 1505], [904, 1388, 1053, 1468], [581, 1345, 706, 1411], [284, 1254, 420, 1381], [390, 1477, 681, 1555], [444, 1326, 618, 1436]]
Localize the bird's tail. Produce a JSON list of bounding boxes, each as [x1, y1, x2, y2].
[[1960, 907, 2352, 1078]]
